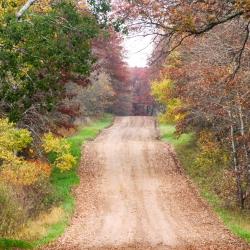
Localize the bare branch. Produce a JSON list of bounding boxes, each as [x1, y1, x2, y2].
[[16, 0, 38, 19], [192, 11, 244, 35]]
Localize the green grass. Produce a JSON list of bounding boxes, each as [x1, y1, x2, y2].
[[32, 114, 113, 248], [202, 190, 250, 243], [160, 123, 250, 243], [160, 124, 193, 147], [0, 239, 32, 250]]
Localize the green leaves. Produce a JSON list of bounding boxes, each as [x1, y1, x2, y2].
[[88, 0, 111, 27], [0, 1, 100, 124]]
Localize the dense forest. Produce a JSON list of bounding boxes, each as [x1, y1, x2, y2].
[[0, 0, 250, 249]]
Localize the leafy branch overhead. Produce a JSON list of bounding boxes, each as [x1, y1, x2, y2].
[[0, 0, 100, 130], [147, 2, 250, 209], [115, 0, 250, 76]]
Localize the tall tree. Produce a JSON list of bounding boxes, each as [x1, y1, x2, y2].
[[93, 30, 133, 115], [151, 19, 250, 208], [0, 0, 100, 135]]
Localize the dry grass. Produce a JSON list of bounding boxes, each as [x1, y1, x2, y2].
[[19, 207, 64, 241]]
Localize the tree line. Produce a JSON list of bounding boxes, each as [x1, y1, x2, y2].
[[114, 0, 250, 209]]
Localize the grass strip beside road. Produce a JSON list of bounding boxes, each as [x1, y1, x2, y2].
[[160, 123, 250, 243]]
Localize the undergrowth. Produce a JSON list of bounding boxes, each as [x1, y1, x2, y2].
[[160, 123, 250, 243], [33, 114, 113, 248], [0, 114, 113, 250]]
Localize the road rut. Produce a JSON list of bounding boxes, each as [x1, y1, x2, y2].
[[46, 116, 247, 249]]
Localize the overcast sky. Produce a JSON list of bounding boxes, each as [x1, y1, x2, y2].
[[123, 35, 154, 68]]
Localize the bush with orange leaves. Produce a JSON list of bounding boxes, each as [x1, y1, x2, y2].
[[0, 119, 74, 187], [0, 119, 52, 186], [0, 119, 72, 237]]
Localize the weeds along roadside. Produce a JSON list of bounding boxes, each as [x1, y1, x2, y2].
[[160, 123, 250, 243], [34, 114, 114, 248], [0, 114, 114, 250]]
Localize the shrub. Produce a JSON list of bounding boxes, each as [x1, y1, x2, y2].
[[0, 118, 40, 186], [1, 160, 42, 186], [21, 179, 60, 218], [42, 133, 76, 171], [0, 119, 32, 156], [194, 131, 229, 176], [192, 131, 239, 206]]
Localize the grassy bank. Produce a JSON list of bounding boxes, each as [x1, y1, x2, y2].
[[160, 123, 250, 243]]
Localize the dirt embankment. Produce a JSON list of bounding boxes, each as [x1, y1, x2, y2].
[[45, 116, 248, 250]]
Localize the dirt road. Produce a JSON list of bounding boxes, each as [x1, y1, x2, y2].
[[46, 116, 247, 250]]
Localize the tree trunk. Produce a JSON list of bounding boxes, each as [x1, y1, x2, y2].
[[228, 110, 244, 209], [238, 104, 250, 200]]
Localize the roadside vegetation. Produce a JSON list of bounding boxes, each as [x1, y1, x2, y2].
[[0, 0, 124, 248], [0, 114, 113, 249], [118, 0, 250, 211], [33, 114, 113, 248], [160, 123, 250, 243]]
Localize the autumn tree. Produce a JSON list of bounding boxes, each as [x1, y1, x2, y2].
[[93, 30, 133, 115], [63, 71, 115, 123], [0, 0, 103, 135], [151, 19, 250, 209], [114, 0, 250, 74]]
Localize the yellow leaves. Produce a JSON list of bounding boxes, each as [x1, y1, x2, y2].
[[0, 118, 52, 186], [0, 118, 32, 154], [55, 153, 76, 172], [43, 132, 63, 153], [31, 0, 52, 13], [0, 118, 38, 186], [0, 119, 74, 187], [0, 0, 26, 15], [194, 131, 230, 173], [151, 78, 185, 123], [151, 78, 173, 105], [157, 98, 184, 124], [0, 0, 52, 17], [42, 132, 76, 172], [162, 98, 185, 123], [42, 132, 71, 159], [1, 160, 50, 186]]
